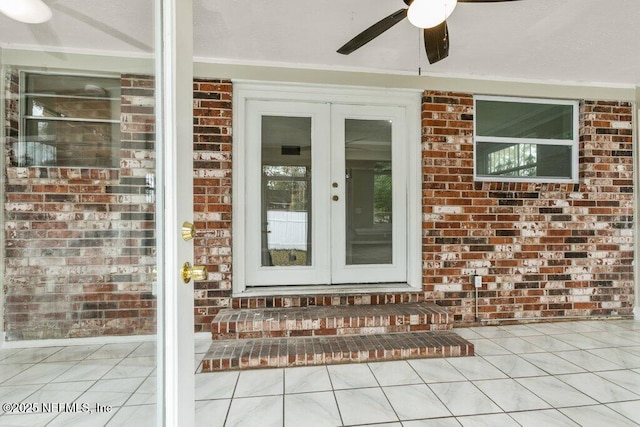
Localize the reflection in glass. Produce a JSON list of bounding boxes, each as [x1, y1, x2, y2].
[[261, 116, 312, 266], [2, 2, 159, 422], [476, 142, 572, 178], [475, 100, 574, 139], [17, 120, 120, 167], [17, 73, 121, 167], [345, 119, 392, 265]]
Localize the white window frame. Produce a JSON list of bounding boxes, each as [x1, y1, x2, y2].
[[473, 95, 579, 183]]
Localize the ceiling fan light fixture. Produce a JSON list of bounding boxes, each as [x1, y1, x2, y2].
[[407, 0, 457, 29], [0, 0, 52, 24]]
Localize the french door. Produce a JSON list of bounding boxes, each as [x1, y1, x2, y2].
[[244, 100, 407, 286]]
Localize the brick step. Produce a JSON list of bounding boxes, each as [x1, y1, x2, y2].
[[231, 291, 424, 309], [200, 331, 474, 371], [211, 302, 452, 340]]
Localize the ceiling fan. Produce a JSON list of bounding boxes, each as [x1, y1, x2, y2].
[[337, 0, 519, 65]]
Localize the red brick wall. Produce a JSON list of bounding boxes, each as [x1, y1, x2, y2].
[[3, 74, 635, 338], [422, 91, 634, 322], [188, 87, 634, 326], [3, 71, 156, 339], [192, 79, 233, 332]]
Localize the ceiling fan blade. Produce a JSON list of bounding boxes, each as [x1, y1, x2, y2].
[[424, 21, 449, 65], [337, 8, 408, 55]]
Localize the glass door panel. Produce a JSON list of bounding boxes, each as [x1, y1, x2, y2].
[[345, 118, 393, 265], [261, 116, 312, 267], [1, 0, 195, 424], [4, 69, 160, 425]]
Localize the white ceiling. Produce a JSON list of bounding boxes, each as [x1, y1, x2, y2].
[[1, 0, 640, 87]]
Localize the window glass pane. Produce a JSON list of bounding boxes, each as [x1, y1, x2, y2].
[[345, 119, 392, 265], [261, 116, 312, 267], [476, 100, 574, 140], [17, 120, 119, 167], [27, 96, 118, 121], [20, 73, 121, 168], [25, 74, 120, 99], [476, 141, 572, 178]]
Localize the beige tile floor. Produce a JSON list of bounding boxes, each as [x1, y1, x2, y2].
[[0, 319, 639, 426]]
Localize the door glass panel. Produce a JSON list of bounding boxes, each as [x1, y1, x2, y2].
[[261, 116, 312, 266], [344, 119, 392, 265], [1, 2, 161, 424]]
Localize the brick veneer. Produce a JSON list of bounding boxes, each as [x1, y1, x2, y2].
[[422, 91, 634, 323], [3, 73, 636, 339], [191, 86, 634, 329], [192, 79, 233, 332], [3, 71, 156, 339]]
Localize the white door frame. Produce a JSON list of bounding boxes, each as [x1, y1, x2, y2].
[[158, 0, 195, 424], [233, 81, 423, 294]]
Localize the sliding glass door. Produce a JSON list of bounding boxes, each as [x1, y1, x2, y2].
[[0, 0, 195, 425]]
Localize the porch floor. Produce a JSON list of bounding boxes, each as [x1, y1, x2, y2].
[[0, 319, 639, 425]]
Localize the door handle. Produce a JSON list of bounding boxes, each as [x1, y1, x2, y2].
[[181, 221, 196, 241], [181, 262, 207, 284]]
